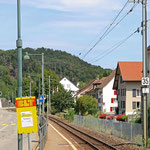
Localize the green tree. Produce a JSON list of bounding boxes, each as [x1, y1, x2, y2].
[[75, 95, 97, 115], [51, 85, 74, 112]]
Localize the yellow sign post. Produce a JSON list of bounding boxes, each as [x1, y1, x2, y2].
[[16, 97, 38, 134]]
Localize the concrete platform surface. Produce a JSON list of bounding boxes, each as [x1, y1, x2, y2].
[[44, 121, 78, 150]]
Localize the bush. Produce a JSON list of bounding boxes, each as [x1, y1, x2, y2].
[[75, 95, 97, 115], [64, 109, 75, 122], [99, 113, 107, 119], [88, 108, 99, 115]]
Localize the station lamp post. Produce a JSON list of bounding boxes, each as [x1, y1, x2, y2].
[[24, 52, 45, 117], [16, 0, 23, 149]]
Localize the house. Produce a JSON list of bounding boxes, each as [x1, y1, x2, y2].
[[87, 71, 118, 114], [98, 70, 118, 114], [60, 77, 79, 97], [113, 62, 142, 115], [86, 78, 106, 98], [75, 79, 97, 98]]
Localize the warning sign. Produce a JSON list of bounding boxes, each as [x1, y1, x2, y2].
[[16, 97, 38, 134]]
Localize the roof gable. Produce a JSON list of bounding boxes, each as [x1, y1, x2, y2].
[[113, 61, 142, 89], [60, 77, 79, 91], [119, 62, 142, 81], [98, 70, 116, 89]]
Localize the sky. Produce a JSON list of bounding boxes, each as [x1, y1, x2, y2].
[[0, 0, 150, 69]]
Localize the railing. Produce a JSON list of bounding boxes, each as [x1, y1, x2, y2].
[[35, 116, 48, 150], [74, 115, 143, 145]]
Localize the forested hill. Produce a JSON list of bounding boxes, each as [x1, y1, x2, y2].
[[0, 47, 111, 86]]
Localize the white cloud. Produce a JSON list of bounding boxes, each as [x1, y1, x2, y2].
[[25, 0, 121, 12]]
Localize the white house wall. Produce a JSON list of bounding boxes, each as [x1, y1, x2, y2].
[[60, 78, 79, 97], [103, 77, 117, 113]]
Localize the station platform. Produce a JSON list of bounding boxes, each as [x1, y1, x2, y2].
[[44, 121, 78, 150]]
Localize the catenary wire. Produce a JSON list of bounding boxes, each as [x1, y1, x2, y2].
[[82, 2, 138, 59], [80, 1, 129, 58], [91, 18, 150, 63], [90, 26, 141, 63]]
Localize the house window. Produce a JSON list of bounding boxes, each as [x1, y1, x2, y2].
[[132, 102, 136, 109], [132, 89, 136, 97], [118, 89, 120, 96], [121, 89, 123, 96], [137, 102, 140, 108], [124, 89, 126, 96], [121, 89, 126, 96], [122, 101, 125, 108], [137, 89, 141, 96]]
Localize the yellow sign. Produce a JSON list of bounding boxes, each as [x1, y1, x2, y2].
[[16, 97, 38, 134]]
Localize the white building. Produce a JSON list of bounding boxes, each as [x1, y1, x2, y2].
[[60, 77, 79, 97], [96, 71, 118, 114]]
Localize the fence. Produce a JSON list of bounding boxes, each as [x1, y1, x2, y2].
[[74, 115, 143, 145], [35, 116, 48, 150]]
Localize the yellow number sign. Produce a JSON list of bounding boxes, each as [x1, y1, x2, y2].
[[16, 97, 38, 134]]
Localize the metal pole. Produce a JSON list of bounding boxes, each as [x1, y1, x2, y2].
[[47, 95, 48, 121], [42, 53, 45, 117], [30, 81, 31, 97], [15, 88, 16, 104], [39, 75, 41, 115], [17, 0, 23, 149], [49, 76, 51, 114], [28, 133, 31, 150], [12, 91, 13, 104], [142, 0, 148, 146], [39, 75, 40, 97]]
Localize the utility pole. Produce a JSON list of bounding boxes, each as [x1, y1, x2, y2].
[[30, 81, 31, 97], [142, 0, 148, 146], [128, 0, 148, 146], [39, 75, 40, 97], [49, 76, 51, 113], [15, 88, 16, 104], [42, 53, 45, 117], [12, 91, 13, 104], [17, 0, 23, 149]]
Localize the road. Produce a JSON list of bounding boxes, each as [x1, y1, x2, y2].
[[0, 108, 38, 150]]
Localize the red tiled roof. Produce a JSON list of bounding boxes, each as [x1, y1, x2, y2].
[[118, 62, 142, 81]]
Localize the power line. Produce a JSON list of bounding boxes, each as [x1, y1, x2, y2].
[[90, 26, 141, 63], [79, 25, 110, 57], [82, 2, 138, 59], [80, 1, 129, 58]]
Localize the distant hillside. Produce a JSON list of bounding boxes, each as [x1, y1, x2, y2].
[[0, 47, 112, 97]]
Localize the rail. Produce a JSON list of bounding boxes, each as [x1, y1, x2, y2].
[[49, 116, 118, 150]]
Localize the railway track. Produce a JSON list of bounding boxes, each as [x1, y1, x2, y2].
[[49, 116, 118, 150]]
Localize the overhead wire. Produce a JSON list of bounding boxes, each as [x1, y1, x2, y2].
[[90, 26, 141, 63], [80, 1, 129, 58], [82, 2, 138, 59], [79, 24, 110, 56], [91, 18, 150, 63]]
